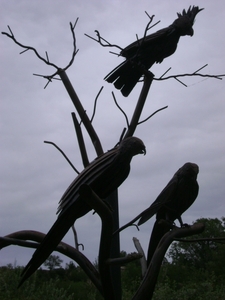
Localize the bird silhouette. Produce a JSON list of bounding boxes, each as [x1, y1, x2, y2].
[[105, 6, 203, 96], [116, 162, 199, 265], [19, 137, 146, 286]]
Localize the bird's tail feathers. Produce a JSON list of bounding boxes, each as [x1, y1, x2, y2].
[[147, 220, 171, 266], [138, 202, 162, 225], [105, 60, 143, 97], [19, 214, 74, 287]]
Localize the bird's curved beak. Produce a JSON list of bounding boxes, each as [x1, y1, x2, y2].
[[189, 28, 194, 36], [142, 147, 146, 155]]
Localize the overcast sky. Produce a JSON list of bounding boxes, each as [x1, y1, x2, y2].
[[1, 0, 225, 268]]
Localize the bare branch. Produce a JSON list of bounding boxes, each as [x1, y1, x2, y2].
[[124, 72, 154, 138], [142, 13, 158, 39], [44, 140, 80, 174], [160, 67, 172, 79], [79, 184, 115, 300], [85, 31, 123, 52], [107, 252, 143, 265], [134, 13, 160, 57], [2, 20, 80, 84], [64, 21, 79, 72], [2, 26, 58, 69], [71, 112, 89, 167], [58, 69, 104, 156], [138, 105, 168, 125], [112, 92, 129, 128], [71, 224, 84, 250], [113, 217, 140, 236], [194, 63, 208, 73], [133, 237, 147, 277], [90, 86, 104, 123], [155, 65, 225, 84]]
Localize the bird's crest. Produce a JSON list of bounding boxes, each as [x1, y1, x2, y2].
[[177, 6, 204, 25]]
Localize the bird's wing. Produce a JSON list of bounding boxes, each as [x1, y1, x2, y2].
[[121, 26, 175, 58], [138, 174, 178, 225], [57, 149, 117, 214]]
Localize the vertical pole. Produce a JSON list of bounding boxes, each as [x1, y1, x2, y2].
[[106, 189, 122, 300]]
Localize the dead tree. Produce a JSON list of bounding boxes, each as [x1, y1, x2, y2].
[[1, 10, 224, 299]]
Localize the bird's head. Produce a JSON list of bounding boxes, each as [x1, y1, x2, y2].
[[119, 136, 146, 157], [173, 6, 204, 36], [181, 162, 199, 179]]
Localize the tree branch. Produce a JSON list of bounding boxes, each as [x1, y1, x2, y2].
[[44, 140, 80, 174], [155, 64, 225, 85], [0, 230, 102, 295], [112, 92, 129, 129], [124, 72, 154, 138], [133, 237, 147, 277], [58, 69, 104, 156], [132, 223, 205, 300], [138, 105, 168, 125], [79, 184, 115, 300], [107, 252, 143, 265], [71, 112, 90, 167], [2, 23, 104, 156], [84, 30, 123, 52], [90, 86, 104, 123]]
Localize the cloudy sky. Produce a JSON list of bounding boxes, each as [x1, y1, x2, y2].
[[1, 0, 225, 268]]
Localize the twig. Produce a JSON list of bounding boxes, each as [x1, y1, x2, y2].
[[155, 71, 225, 82], [156, 64, 224, 86], [44, 140, 80, 174], [138, 106, 168, 125], [2, 20, 79, 85], [134, 13, 160, 59], [160, 67, 172, 79], [144, 11, 161, 32], [71, 224, 84, 250], [174, 77, 187, 87], [113, 218, 140, 236], [64, 20, 79, 72], [2, 26, 58, 69], [90, 86, 104, 123], [112, 92, 129, 128], [84, 31, 123, 52]]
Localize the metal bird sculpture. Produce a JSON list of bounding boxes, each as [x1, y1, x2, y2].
[[116, 162, 199, 265], [105, 6, 203, 97], [19, 137, 146, 286]]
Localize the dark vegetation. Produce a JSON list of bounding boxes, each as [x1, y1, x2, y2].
[[1, 218, 225, 300]]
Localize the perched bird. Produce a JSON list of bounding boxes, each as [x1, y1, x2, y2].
[[105, 6, 203, 97], [116, 162, 199, 265], [19, 137, 146, 286]]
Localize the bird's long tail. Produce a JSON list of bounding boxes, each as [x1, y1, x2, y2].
[[18, 212, 74, 287], [104, 60, 143, 97], [147, 220, 171, 266]]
